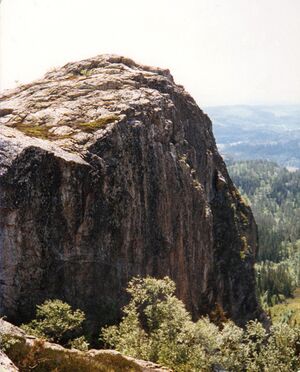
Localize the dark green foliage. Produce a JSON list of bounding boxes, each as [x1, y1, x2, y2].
[[228, 160, 300, 305], [256, 260, 296, 306], [228, 160, 300, 261]]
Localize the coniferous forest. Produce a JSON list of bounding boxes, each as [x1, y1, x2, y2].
[[228, 160, 300, 315]]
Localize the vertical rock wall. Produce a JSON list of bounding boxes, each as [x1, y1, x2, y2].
[[0, 55, 262, 334]]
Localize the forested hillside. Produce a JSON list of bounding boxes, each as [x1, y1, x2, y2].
[[228, 160, 300, 309]]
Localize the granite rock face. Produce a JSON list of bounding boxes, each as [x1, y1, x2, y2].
[[0, 55, 261, 333]]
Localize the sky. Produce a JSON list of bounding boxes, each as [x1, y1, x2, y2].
[[0, 0, 300, 106]]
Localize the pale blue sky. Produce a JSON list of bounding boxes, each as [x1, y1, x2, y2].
[[1, 0, 299, 106]]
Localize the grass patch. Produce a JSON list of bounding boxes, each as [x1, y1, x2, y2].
[[76, 115, 119, 133], [270, 287, 300, 325], [13, 124, 73, 141], [79, 68, 96, 77], [13, 124, 53, 139], [11, 114, 119, 140]]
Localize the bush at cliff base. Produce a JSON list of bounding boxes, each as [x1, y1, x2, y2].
[[20, 299, 89, 350], [101, 276, 300, 372]]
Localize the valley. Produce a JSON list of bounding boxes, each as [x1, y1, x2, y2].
[[206, 105, 300, 169]]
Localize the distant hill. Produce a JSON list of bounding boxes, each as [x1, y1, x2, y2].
[[205, 105, 300, 168]]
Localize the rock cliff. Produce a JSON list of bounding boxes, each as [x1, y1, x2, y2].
[[0, 55, 261, 334]]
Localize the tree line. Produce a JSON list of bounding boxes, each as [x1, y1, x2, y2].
[[228, 160, 300, 306]]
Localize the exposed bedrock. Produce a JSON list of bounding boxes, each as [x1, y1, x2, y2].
[[0, 55, 262, 335]]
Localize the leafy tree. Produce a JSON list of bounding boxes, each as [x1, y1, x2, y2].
[[21, 299, 88, 348], [102, 276, 192, 366], [102, 276, 300, 371]]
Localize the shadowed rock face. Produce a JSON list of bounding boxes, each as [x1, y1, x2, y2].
[[0, 55, 262, 334]]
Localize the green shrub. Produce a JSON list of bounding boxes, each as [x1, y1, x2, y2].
[[0, 333, 21, 352], [101, 276, 300, 372], [21, 299, 87, 347], [68, 336, 89, 351]]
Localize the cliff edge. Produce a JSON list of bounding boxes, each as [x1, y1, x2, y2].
[[0, 55, 262, 333]]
